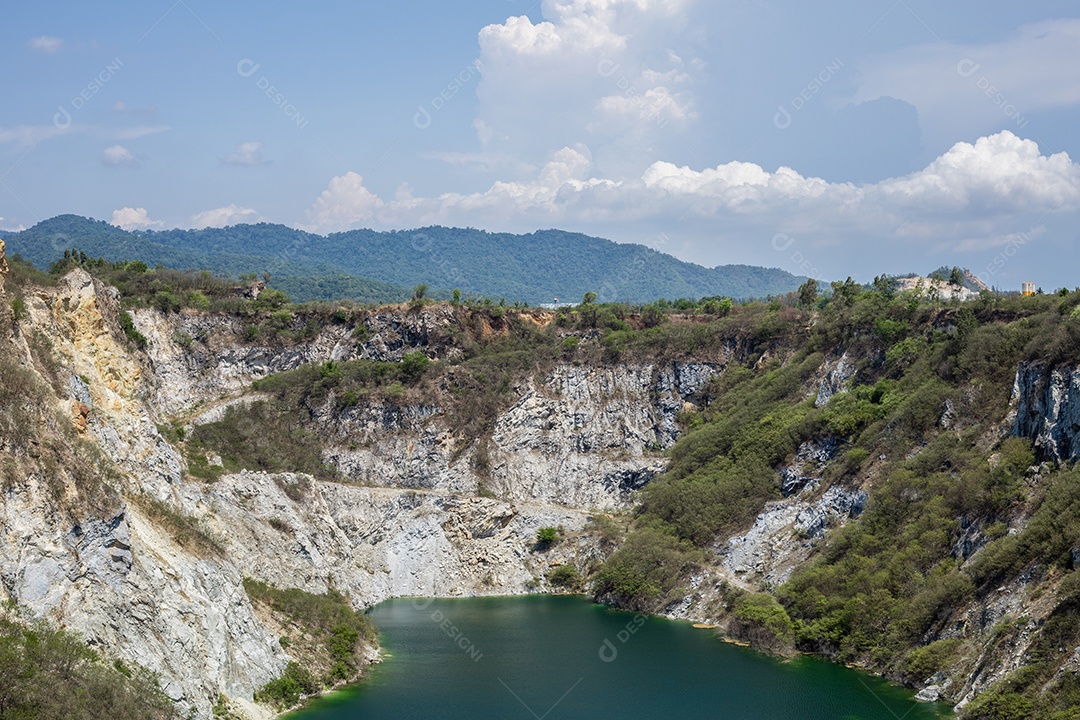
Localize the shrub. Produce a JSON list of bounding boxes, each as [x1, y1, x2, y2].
[[535, 526, 559, 549], [401, 351, 429, 382], [730, 593, 796, 653], [548, 564, 580, 588], [902, 638, 962, 682], [0, 612, 179, 719], [592, 527, 699, 608], [244, 578, 376, 696], [255, 661, 319, 709], [118, 311, 148, 350]]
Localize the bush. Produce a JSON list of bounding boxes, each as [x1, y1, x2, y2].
[[255, 661, 319, 709], [592, 527, 699, 609], [903, 638, 962, 682], [548, 564, 580, 588], [730, 593, 796, 653], [245, 578, 376, 696], [186, 400, 338, 481], [535, 526, 559, 549], [401, 351, 429, 382], [0, 612, 178, 719], [118, 311, 148, 350]]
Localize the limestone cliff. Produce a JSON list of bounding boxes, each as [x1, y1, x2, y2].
[[1010, 361, 1080, 464], [0, 267, 716, 718]]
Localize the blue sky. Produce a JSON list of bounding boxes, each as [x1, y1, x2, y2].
[[3, 1, 1079, 290]]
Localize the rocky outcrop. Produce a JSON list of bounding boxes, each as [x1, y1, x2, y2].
[[210, 362, 721, 512], [815, 352, 856, 407], [195, 471, 592, 604], [1010, 361, 1080, 463], [720, 483, 867, 587], [134, 305, 464, 417], [0, 476, 285, 720], [486, 363, 717, 510]]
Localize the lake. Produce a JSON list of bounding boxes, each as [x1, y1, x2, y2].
[[289, 595, 953, 719]]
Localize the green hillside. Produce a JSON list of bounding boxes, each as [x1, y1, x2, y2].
[[4, 215, 805, 304]]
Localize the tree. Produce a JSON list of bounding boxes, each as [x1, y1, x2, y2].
[[830, 277, 862, 307], [701, 297, 733, 316], [581, 291, 598, 306], [872, 275, 898, 300], [451, 288, 461, 304], [797, 279, 818, 308], [411, 284, 428, 301], [949, 266, 964, 287]]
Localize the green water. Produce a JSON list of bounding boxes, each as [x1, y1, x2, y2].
[[290, 595, 953, 719]]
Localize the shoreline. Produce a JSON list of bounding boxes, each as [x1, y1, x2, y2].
[[270, 592, 950, 718]]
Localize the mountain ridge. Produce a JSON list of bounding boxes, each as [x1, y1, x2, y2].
[[4, 214, 806, 304]]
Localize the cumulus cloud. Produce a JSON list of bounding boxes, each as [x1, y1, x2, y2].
[[110, 207, 163, 230], [301, 131, 1080, 279], [302, 172, 387, 233], [474, 0, 699, 176], [190, 204, 259, 229], [100, 145, 138, 166], [29, 36, 62, 53], [222, 141, 266, 167]]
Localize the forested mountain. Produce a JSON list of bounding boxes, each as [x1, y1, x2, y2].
[[4, 215, 805, 304]]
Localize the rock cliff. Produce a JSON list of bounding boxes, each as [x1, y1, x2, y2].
[[0, 267, 717, 718], [1010, 361, 1080, 463]]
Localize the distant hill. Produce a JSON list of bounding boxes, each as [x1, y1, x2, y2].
[[5, 215, 807, 304]]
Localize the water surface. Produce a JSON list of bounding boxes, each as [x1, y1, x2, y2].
[[290, 595, 953, 720]]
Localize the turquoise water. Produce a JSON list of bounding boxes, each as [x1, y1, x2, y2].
[[290, 595, 953, 719]]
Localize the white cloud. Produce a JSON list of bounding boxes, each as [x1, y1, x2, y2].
[[876, 133, 1080, 212], [853, 19, 1080, 146], [100, 145, 138, 166], [29, 36, 63, 54], [110, 207, 163, 230], [107, 125, 170, 140], [301, 131, 1080, 272], [190, 204, 260, 229], [474, 0, 699, 176], [0, 124, 70, 147], [0, 123, 167, 149], [223, 141, 266, 167], [112, 101, 159, 116], [302, 172, 386, 233]]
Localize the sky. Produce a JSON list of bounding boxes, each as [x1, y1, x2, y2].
[[3, 0, 1079, 290]]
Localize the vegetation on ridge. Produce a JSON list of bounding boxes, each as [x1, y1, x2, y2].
[[6, 213, 805, 304]]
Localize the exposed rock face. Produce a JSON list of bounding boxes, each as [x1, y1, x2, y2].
[[1, 271, 719, 718], [815, 352, 856, 407], [134, 305, 463, 417], [197, 471, 591, 604], [0, 478, 286, 720], [1010, 361, 1080, 463], [0, 238, 8, 274], [487, 364, 716, 510], [720, 484, 867, 586]]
